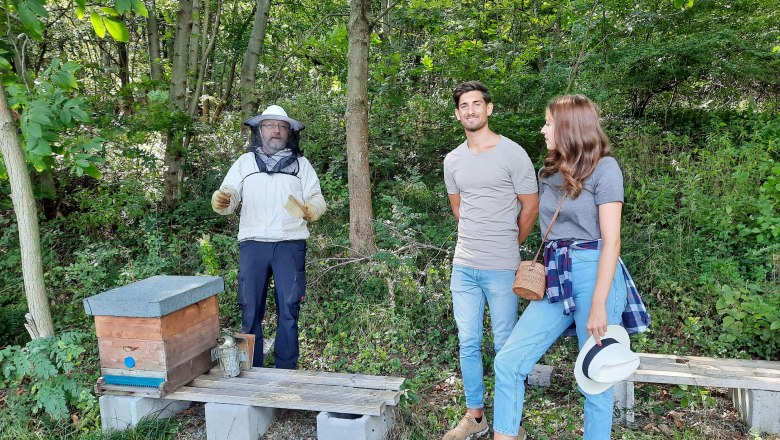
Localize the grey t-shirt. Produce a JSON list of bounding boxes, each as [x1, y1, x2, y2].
[[539, 156, 624, 241], [444, 136, 538, 270]]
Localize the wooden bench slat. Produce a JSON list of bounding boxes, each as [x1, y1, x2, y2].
[[637, 361, 779, 379], [638, 353, 779, 369], [190, 376, 400, 406], [630, 353, 780, 391], [631, 370, 780, 391], [638, 356, 779, 376], [166, 385, 385, 415], [209, 367, 406, 391]]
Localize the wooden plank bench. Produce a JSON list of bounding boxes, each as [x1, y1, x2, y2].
[[166, 366, 406, 416], [615, 353, 780, 434], [156, 366, 407, 440]]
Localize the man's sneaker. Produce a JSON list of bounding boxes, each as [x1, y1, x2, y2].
[[442, 413, 489, 440]]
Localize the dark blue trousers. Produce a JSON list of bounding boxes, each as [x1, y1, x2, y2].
[[238, 240, 306, 369]]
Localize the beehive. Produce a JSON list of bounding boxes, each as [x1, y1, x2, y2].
[[83, 275, 223, 397]]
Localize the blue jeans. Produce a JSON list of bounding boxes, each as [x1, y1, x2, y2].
[[451, 264, 519, 410], [493, 247, 629, 438]]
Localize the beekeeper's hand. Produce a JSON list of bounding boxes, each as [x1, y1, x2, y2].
[[211, 190, 232, 210]]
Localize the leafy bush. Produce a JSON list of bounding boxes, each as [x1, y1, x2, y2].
[[0, 331, 99, 426], [716, 284, 780, 359]]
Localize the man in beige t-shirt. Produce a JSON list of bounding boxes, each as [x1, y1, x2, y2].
[[442, 81, 539, 440]]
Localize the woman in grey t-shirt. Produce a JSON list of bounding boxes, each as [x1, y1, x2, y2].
[[492, 95, 649, 440]]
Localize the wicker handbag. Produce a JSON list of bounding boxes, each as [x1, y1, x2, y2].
[[513, 196, 566, 300]]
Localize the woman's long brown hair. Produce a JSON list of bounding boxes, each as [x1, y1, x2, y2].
[[539, 95, 611, 198]]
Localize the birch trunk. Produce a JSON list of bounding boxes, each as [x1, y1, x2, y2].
[[0, 84, 54, 339]]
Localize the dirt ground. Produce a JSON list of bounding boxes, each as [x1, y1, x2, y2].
[[172, 387, 780, 440]]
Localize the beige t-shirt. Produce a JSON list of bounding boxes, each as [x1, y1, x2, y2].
[[444, 136, 538, 270]]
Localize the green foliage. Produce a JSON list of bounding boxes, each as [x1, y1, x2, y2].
[[125, 88, 193, 135], [670, 385, 716, 409], [716, 284, 780, 359], [0, 331, 98, 425], [4, 59, 104, 176], [739, 163, 780, 245], [0, 48, 12, 71], [14, 0, 49, 40]]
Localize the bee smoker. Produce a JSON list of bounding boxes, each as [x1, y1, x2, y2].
[[211, 335, 247, 378]]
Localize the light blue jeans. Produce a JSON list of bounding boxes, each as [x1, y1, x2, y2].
[[493, 247, 628, 438], [451, 264, 519, 410]]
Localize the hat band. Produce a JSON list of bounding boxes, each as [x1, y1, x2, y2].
[[581, 338, 618, 380]]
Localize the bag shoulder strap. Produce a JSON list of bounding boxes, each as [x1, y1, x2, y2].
[[532, 193, 567, 262]]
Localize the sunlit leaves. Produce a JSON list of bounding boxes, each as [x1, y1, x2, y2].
[[673, 0, 694, 8], [103, 16, 130, 42], [75, 0, 86, 19], [88, 8, 129, 42], [90, 12, 107, 38], [421, 54, 434, 70]]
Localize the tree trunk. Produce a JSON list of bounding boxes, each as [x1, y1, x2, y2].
[[146, 0, 163, 82], [37, 170, 59, 220], [170, 0, 193, 110], [117, 42, 130, 88], [345, 0, 376, 256], [239, 0, 272, 124], [188, 1, 222, 116], [379, 0, 391, 39], [0, 84, 55, 339], [212, 57, 237, 122], [188, 0, 201, 78], [163, 0, 194, 207]]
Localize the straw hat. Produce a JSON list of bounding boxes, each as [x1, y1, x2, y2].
[[574, 325, 640, 394]]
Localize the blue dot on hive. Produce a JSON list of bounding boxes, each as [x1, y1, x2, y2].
[[124, 356, 136, 368]]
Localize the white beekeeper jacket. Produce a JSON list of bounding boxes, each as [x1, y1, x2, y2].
[[214, 151, 326, 242]]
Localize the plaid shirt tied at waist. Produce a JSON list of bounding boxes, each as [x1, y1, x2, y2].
[[543, 239, 650, 334]]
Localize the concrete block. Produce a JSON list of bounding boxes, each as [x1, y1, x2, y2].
[[99, 395, 191, 432], [730, 388, 780, 434], [84, 275, 224, 317], [317, 405, 396, 440], [205, 403, 276, 440], [527, 364, 553, 387], [613, 380, 635, 425]]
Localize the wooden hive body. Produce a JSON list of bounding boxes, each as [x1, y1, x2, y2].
[[84, 276, 224, 396]]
